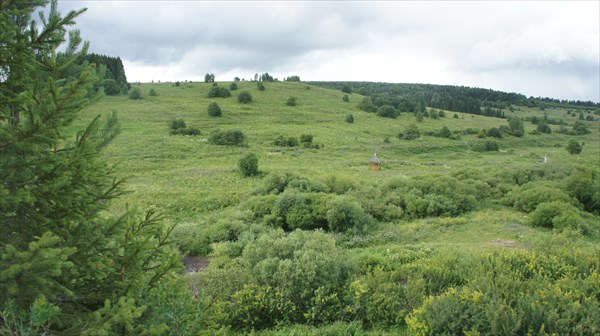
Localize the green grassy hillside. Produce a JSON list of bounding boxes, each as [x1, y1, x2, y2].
[[72, 81, 600, 334]]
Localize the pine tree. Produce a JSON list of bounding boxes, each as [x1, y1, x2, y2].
[[0, 1, 181, 333]]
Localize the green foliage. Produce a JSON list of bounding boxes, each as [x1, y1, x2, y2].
[[572, 121, 591, 135], [240, 152, 259, 177], [377, 105, 399, 118], [471, 139, 499, 152], [300, 134, 313, 144], [566, 139, 582, 154], [358, 97, 377, 112], [199, 230, 357, 330], [238, 90, 253, 103], [286, 96, 297, 106], [536, 120, 552, 133], [229, 82, 238, 90], [343, 94, 349, 102], [148, 88, 157, 96], [209, 129, 245, 146], [346, 114, 354, 123], [528, 200, 583, 230], [204, 73, 215, 83], [207, 86, 231, 98], [512, 185, 573, 212], [169, 118, 199, 135], [398, 124, 420, 140], [563, 170, 600, 214], [128, 87, 143, 100], [257, 82, 266, 91], [274, 135, 299, 147], [507, 117, 524, 137], [341, 84, 352, 94], [436, 126, 451, 138], [104, 78, 121, 96], [286, 75, 301, 82], [207, 102, 222, 117], [326, 196, 371, 232], [486, 127, 502, 138], [416, 112, 424, 122], [169, 118, 187, 131]]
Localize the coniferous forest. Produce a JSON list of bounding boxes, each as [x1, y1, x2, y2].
[[1, 2, 599, 335]]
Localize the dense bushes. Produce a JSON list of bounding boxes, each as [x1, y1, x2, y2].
[[128, 87, 143, 100], [169, 118, 200, 135], [208, 129, 245, 146], [471, 139, 499, 152], [377, 105, 399, 118], [207, 102, 222, 117], [238, 91, 253, 103], [286, 96, 297, 106], [239, 153, 259, 177], [207, 86, 231, 98], [198, 230, 357, 330]]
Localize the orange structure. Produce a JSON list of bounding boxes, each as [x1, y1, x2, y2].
[[369, 153, 381, 170]]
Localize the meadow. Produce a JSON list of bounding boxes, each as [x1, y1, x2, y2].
[[72, 81, 600, 334]]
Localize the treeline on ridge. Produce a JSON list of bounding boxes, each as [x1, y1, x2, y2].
[[309, 81, 599, 117]]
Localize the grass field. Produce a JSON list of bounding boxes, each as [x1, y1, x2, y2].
[[71, 81, 600, 334]]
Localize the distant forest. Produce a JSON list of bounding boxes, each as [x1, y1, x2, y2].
[[309, 81, 599, 118], [82, 53, 129, 95]]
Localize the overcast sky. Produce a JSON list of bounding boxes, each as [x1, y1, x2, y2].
[[57, 1, 599, 102]]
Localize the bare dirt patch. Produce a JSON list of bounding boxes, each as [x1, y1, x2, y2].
[[183, 255, 210, 273]]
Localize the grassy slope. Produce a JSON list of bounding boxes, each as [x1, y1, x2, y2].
[[71, 81, 598, 334], [72, 81, 599, 249]]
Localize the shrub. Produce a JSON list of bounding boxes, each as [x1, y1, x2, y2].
[[472, 140, 499, 152], [257, 82, 265, 91], [239, 152, 259, 177], [207, 102, 222, 117], [300, 134, 313, 144], [513, 185, 574, 212], [508, 117, 524, 137], [358, 97, 376, 112], [128, 87, 142, 100], [398, 124, 420, 140], [377, 105, 399, 118], [572, 121, 590, 135], [273, 135, 299, 147], [169, 118, 186, 131], [208, 129, 245, 146], [436, 126, 451, 138], [229, 82, 238, 90], [566, 139, 582, 154], [148, 88, 157, 96], [342, 94, 349, 102], [453, 113, 459, 119], [286, 97, 297, 106], [171, 127, 200, 136], [345, 114, 354, 123], [326, 196, 371, 232], [103, 79, 120, 96], [238, 91, 253, 103], [537, 121, 552, 134], [438, 110, 446, 118], [486, 127, 502, 138], [529, 200, 582, 230], [564, 171, 600, 214], [341, 84, 352, 94], [207, 86, 231, 98], [416, 112, 424, 122]]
